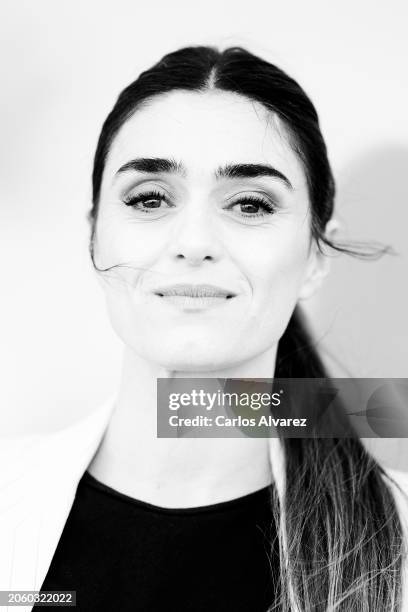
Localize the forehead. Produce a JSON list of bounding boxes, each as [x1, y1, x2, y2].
[[103, 90, 306, 186]]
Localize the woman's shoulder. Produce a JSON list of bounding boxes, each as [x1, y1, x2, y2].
[[0, 395, 116, 516], [0, 394, 116, 453]]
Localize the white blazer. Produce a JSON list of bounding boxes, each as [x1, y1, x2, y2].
[[1, 394, 408, 612]]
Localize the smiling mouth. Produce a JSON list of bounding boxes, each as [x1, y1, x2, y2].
[[154, 295, 235, 310], [152, 283, 237, 310], [154, 284, 236, 299], [153, 293, 236, 311]]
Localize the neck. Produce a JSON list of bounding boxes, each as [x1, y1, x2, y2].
[[88, 345, 280, 508]]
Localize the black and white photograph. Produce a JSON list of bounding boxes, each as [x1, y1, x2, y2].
[[1, 1, 408, 610]]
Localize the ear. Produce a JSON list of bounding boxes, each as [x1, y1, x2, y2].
[[298, 219, 341, 301]]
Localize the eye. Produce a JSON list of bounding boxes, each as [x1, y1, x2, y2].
[[225, 194, 277, 220], [122, 189, 172, 213]]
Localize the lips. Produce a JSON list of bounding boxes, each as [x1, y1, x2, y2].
[[153, 283, 236, 299]]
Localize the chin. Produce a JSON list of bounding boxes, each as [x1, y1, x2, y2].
[[149, 344, 232, 373]]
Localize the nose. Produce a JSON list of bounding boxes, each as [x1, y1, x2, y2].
[[169, 205, 223, 266]]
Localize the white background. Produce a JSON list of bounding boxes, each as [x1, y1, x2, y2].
[[0, 1, 407, 467]]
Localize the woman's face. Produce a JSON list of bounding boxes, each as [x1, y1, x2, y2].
[[94, 90, 327, 371]]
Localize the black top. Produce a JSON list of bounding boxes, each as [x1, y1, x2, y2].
[[37, 470, 279, 611]]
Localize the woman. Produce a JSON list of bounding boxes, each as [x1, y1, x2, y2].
[[1, 45, 408, 611]]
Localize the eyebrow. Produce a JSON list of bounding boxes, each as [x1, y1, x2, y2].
[[114, 157, 293, 190]]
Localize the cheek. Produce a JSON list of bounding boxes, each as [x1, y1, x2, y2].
[[96, 214, 145, 263], [93, 218, 164, 348], [94, 213, 166, 288], [235, 229, 309, 335]]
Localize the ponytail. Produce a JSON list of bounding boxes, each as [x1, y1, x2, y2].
[[268, 306, 405, 610]]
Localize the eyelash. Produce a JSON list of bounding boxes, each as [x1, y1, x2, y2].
[[122, 190, 277, 219]]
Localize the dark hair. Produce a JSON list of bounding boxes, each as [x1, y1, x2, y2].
[[88, 46, 405, 610]]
